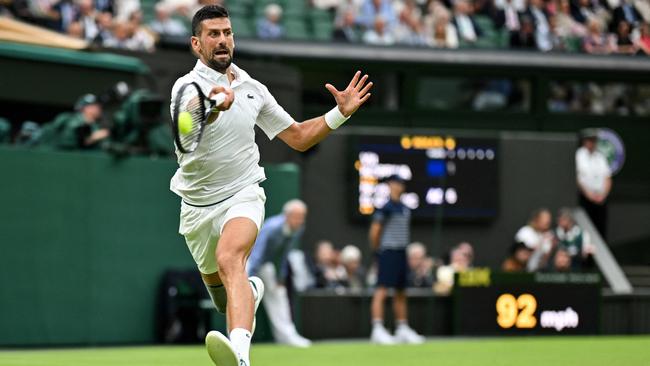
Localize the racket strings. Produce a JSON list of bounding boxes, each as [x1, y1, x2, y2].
[[178, 89, 205, 150]]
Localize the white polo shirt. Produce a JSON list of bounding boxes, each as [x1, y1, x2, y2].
[[169, 60, 294, 206], [575, 146, 611, 195]]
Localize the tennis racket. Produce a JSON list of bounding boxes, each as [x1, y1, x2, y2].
[[171, 82, 227, 154]]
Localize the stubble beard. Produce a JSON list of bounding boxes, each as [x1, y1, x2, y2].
[[205, 51, 232, 74]]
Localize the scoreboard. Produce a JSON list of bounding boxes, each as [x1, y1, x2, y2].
[[453, 270, 601, 335], [349, 134, 499, 221]]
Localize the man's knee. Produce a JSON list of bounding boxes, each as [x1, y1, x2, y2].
[[216, 250, 245, 276]]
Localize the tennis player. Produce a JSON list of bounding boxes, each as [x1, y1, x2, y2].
[[170, 5, 373, 366]]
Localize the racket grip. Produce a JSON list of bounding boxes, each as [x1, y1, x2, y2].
[[211, 92, 227, 107]]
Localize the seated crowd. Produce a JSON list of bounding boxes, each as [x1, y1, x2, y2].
[[281, 206, 595, 295], [502, 207, 595, 273], [2, 0, 649, 54]]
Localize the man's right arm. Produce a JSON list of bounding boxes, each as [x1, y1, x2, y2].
[[369, 221, 383, 251]]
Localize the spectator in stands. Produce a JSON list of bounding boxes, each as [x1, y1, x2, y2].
[[75, 0, 106, 41], [555, 0, 587, 36], [614, 20, 637, 53], [56, 93, 110, 150], [550, 248, 572, 272], [583, 18, 616, 53], [515, 208, 555, 272], [637, 22, 650, 54], [52, 0, 80, 32], [570, 0, 608, 25], [333, 7, 360, 42], [456, 241, 475, 266], [493, 0, 526, 13], [394, 0, 427, 46], [494, 0, 523, 43], [149, 2, 188, 36], [502, 241, 533, 272], [114, 0, 141, 21], [356, 0, 397, 31], [103, 11, 155, 51], [434, 242, 474, 293], [362, 15, 396, 45], [547, 83, 571, 111], [610, 0, 642, 32], [247, 199, 311, 348], [452, 0, 482, 44], [312, 0, 342, 11], [312, 240, 347, 288], [340, 245, 366, 290], [511, 14, 537, 48], [426, 13, 459, 48], [634, 0, 650, 22], [67, 20, 85, 37], [556, 207, 595, 270], [406, 242, 434, 288], [576, 128, 611, 239], [526, 0, 553, 51], [13, 0, 64, 29], [93, 11, 114, 43], [94, 0, 113, 13], [128, 10, 155, 48], [257, 3, 284, 40]]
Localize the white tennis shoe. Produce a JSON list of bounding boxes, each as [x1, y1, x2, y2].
[[394, 324, 425, 344], [206, 330, 239, 366], [370, 324, 396, 345]]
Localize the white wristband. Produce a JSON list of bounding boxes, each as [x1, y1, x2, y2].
[[324, 106, 350, 130]]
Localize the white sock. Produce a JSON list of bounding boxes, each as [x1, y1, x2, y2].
[[230, 328, 252, 365], [372, 319, 384, 329], [396, 320, 408, 330]]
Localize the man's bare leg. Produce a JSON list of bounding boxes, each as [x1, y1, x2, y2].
[[215, 217, 258, 365]]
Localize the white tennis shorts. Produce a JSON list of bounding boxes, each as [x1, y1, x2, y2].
[[178, 183, 266, 274]]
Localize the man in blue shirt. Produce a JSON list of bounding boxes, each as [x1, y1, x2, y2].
[[369, 175, 424, 344], [247, 199, 311, 347]]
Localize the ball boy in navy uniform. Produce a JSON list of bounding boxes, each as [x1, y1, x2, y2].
[[368, 175, 425, 344]]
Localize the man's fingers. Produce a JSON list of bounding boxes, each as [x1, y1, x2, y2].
[[360, 93, 371, 104], [211, 85, 227, 94], [355, 74, 369, 91], [347, 71, 361, 89], [325, 83, 339, 96], [359, 81, 373, 96]]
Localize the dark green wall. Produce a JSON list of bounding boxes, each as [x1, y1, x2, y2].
[[0, 147, 299, 346]]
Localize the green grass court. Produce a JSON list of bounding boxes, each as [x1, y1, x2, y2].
[[1, 336, 648, 366]]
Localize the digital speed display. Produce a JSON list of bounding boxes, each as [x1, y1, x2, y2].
[[350, 134, 499, 221], [453, 270, 601, 335]]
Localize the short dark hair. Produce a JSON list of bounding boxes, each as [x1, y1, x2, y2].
[[192, 5, 229, 36]]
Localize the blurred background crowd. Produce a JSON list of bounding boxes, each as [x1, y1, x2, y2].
[[1, 0, 650, 54], [274, 205, 595, 297]]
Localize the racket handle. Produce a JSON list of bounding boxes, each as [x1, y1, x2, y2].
[[211, 92, 227, 107]]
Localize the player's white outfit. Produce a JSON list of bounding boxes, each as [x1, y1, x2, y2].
[[170, 60, 294, 274]]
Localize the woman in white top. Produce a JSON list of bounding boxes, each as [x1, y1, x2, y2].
[[514, 208, 556, 272]]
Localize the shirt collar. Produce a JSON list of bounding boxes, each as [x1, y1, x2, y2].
[[193, 60, 251, 86]]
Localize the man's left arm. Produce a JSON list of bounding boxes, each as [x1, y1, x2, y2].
[[277, 71, 373, 152]]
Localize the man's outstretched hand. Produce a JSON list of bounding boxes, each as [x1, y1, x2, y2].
[[325, 71, 373, 117]]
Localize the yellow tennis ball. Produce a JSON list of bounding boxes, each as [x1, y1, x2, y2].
[[178, 112, 193, 134]]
